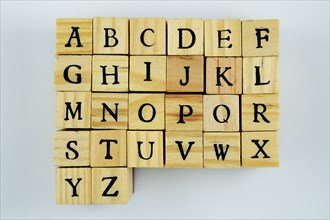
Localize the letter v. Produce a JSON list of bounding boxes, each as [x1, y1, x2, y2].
[[175, 141, 195, 160]]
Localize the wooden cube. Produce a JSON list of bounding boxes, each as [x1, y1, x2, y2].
[[167, 18, 204, 55], [129, 93, 165, 130], [56, 18, 92, 55], [54, 131, 90, 167], [166, 94, 203, 131], [206, 57, 242, 94], [56, 167, 91, 204], [55, 92, 91, 129], [204, 132, 241, 168], [165, 131, 203, 168], [92, 168, 133, 204], [242, 131, 279, 167], [92, 55, 128, 92], [203, 95, 240, 131], [129, 56, 166, 92], [242, 94, 279, 131], [127, 131, 164, 168], [93, 17, 129, 54], [90, 130, 126, 167], [242, 19, 279, 56], [167, 56, 204, 92], [91, 93, 128, 129], [130, 18, 166, 55], [204, 19, 241, 56], [243, 57, 279, 94]]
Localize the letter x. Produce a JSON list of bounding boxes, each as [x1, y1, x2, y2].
[[251, 139, 270, 158]]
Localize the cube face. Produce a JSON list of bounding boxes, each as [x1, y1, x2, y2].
[[92, 55, 129, 92], [130, 18, 166, 55], [243, 57, 279, 94], [92, 168, 133, 204], [167, 19, 204, 55], [203, 95, 240, 131], [55, 92, 91, 129], [167, 56, 204, 92], [56, 18, 93, 55], [54, 131, 90, 167], [242, 131, 279, 167], [127, 131, 164, 168], [165, 131, 203, 168], [242, 19, 279, 56], [91, 93, 128, 129], [242, 94, 279, 131], [129, 93, 165, 130], [204, 132, 240, 168], [204, 19, 241, 57], [56, 168, 91, 205], [93, 17, 129, 54], [206, 57, 242, 94], [129, 56, 166, 92], [90, 130, 127, 167]]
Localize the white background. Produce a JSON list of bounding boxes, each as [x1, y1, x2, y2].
[[1, 1, 329, 219]]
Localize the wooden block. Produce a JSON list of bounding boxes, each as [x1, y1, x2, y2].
[[243, 57, 279, 94], [242, 19, 279, 56], [92, 55, 129, 92], [91, 93, 128, 129], [54, 131, 90, 167], [204, 19, 241, 56], [242, 94, 279, 131], [167, 18, 204, 55], [165, 131, 203, 168], [206, 57, 242, 94], [90, 130, 126, 167], [129, 93, 165, 130], [165, 94, 203, 131], [129, 56, 166, 92], [204, 132, 241, 168], [167, 56, 204, 92], [127, 131, 164, 168], [203, 95, 240, 131], [242, 131, 279, 167], [93, 17, 129, 54], [56, 167, 91, 204], [55, 92, 91, 129], [92, 168, 133, 204], [56, 18, 92, 55], [130, 18, 166, 55]]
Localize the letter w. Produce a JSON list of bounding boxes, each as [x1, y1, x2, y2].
[[214, 144, 230, 160]]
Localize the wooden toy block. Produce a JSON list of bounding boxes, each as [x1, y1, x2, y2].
[[167, 56, 204, 92], [165, 131, 203, 168], [242, 19, 279, 57], [203, 132, 240, 168], [91, 93, 128, 129], [92, 55, 129, 92], [167, 18, 204, 55], [204, 19, 241, 57], [165, 94, 203, 131], [54, 131, 90, 167], [127, 131, 164, 168], [55, 92, 91, 129], [241, 131, 279, 167], [129, 56, 166, 92], [206, 57, 242, 94], [90, 130, 126, 167], [93, 17, 129, 54], [56, 18, 93, 55], [203, 95, 240, 131], [129, 93, 165, 130], [242, 94, 279, 131], [56, 167, 91, 204], [130, 18, 166, 55], [243, 57, 279, 94], [92, 168, 133, 204]]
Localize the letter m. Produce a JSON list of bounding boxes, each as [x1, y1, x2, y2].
[[64, 102, 82, 120]]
